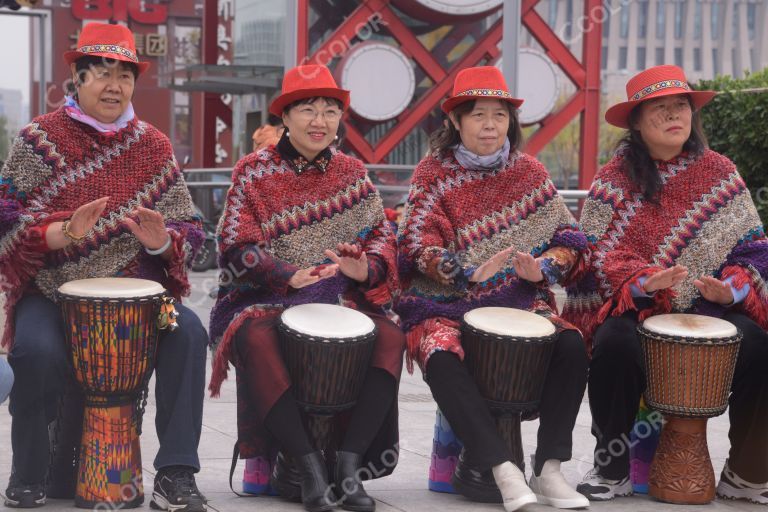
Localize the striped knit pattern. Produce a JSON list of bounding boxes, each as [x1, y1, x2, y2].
[[395, 150, 588, 368], [0, 108, 204, 348], [564, 148, 768, 347], [208, 145, 397, 395]]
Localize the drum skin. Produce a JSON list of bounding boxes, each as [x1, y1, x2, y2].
[[59, 279, 165, 509], [638, 313, 741, 505]]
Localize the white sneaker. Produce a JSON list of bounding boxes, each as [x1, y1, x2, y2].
[[529, 457, 590, 509], [492, 461, 538, 512], [575, 467, 632, 501], [716, 459, 768, 506]]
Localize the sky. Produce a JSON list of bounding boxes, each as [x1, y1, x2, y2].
[[0, 15, 31, 106]]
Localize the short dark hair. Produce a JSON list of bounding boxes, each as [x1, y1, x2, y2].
[[428, 100, 523, 156], [283, 96, 344, 114], [267, 114, 283, 127], [618, 95, 708, 202], [74, 56, 139, 81]]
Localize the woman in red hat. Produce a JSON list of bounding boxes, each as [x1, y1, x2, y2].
[[396, 66, 591, 511], [208, 64, 404, 512], [564, 65, 768, 504], [0, 22, 209, 511]]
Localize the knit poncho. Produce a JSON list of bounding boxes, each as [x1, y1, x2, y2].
[[0, 108, 204, 348], [208, 144, 398, 394], [563, 148, 768, 347], [395, 150, 589, 368]]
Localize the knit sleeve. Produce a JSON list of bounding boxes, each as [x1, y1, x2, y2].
[[217, 157, 299, 295], [0, 134, 71, 347], [719, 229, 768, 329], [398, 160, 469, 289]]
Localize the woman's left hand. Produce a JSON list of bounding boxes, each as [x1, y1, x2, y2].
[[123, 207, 170, 251], [324, 243, 368, 283], [693, 276, 734, 305], [512, 251, 544, 283]]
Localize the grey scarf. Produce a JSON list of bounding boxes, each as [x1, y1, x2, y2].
[[453, 138, 511, 171]]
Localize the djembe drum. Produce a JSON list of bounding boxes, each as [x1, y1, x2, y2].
[[58, 278, 178, 509], [278, 303, 376, 455], [639, 313, 741, 505]]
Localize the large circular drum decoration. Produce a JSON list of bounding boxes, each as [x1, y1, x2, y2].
[[339, 42, 416, 122], [392, 0, 503, 22], [497, 49, 560, 125]]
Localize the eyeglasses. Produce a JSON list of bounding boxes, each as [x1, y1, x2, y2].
[[294, 107, 342, 122]]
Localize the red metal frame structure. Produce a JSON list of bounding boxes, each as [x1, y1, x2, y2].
[[202, 0, 233, 168], [296, 0, 602, 187]]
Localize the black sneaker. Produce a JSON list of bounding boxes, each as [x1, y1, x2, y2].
[[4, 473, 46, 508], [150, 466, 207, 512]]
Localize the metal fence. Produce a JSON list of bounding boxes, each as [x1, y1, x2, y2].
[[184, 165, 589, 222]]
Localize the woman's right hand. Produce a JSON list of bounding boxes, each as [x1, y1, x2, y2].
[[69, 196, 110, 238], [642, 265, 688, 293], [45, 196, 110, 250], [288, 264, 339, 289], [470, 246, 514, 283]]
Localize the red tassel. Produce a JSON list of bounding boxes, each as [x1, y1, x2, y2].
[[208, 307, 280, 397], [597, 267, 674, 326], [164, 229, 192, 300]]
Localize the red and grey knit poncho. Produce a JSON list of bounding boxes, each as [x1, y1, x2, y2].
[[563, 148, 768, 348], [0, 108, 204, 348]]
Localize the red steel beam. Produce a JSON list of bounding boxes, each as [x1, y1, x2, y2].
[[522, 8, 585, 88], [297, 0, 309, 62], [377, 5, 446, 83], [524, 91, 584, 156], [579, 0, 603, 189]]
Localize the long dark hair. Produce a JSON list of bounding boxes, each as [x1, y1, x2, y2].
[[618, 96, 708, 202], [429, 99, 523, 156]]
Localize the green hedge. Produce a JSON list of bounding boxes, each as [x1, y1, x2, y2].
[[697, 69, 768, 226]]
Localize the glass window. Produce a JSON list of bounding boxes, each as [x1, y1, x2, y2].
[[711, 2, 720, 39], [602, 45, 609, 70], [637, 46, 646, 69], [674, 47, 683, 67], [656, 0, 666, 38], [620, 2, 629, 38], [694, 0, 702, 39], [602, 0, 611, 37], [693, 47, 702, 71], [732, 2, 739, 41], [674, 1, 685, 39], [747, 2, 756, 40], [548, 0, 558, 29], [656, 47, 665, 66], [638, 1, 648, 38], [619, 46, 628, 69], [235, 0, 287, 66], [732, 47, 738, 76], [713, 47, 720, 75]]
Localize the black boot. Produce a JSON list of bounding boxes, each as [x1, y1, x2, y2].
[[269, 451, 302, 502], [451, 449, 502, 503], [298, 451, 334, 512], [333, 451, 375, 512]]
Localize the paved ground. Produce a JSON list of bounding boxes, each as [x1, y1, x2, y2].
[[0, 271, 763, 511]]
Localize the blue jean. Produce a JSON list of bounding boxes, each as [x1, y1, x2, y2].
[[8, 294, 208, 484], [0, 356, 12, 404]]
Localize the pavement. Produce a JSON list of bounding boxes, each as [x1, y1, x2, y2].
[[0, 270, 764, 511]]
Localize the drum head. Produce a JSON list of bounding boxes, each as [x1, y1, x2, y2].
[[463, 307, 556, 338], [642, 314, 738, 339], [58, 278, 165, 298], [281, 304, 375, 339]]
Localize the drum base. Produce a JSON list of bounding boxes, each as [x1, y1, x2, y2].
[[47, 383, 84, 499], [649, 416, 715, 505], [75, 403, 144, 509]]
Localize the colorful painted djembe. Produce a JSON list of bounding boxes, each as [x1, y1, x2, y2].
[[450, 307, 556, 501], [58, 278, 178, 509], [278, 303, 376, 456], [639, 313, 741, 505]]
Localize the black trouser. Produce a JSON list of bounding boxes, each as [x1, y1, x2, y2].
[[588, 307, 768, 483], [425, 330, 588, 475], [8, 294, 208, 484], [264, 368, 398, 458]]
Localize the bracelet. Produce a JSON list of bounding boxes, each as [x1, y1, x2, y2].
[[61, 220, 86, 242], [145, 235, 172, 256]]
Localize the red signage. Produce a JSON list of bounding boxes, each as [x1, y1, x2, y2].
[[71, 0, 167, 25]]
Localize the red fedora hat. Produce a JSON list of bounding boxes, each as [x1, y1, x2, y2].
[[64, 22, 149, 74], [441, 66, 523, 114], [269, 65, 350, 116], [605, 65, 716, 128]]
